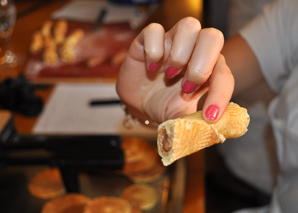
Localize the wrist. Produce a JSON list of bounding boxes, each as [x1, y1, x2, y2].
[[121, 103, 158, 129]]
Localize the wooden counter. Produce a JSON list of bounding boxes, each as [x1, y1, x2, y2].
[[2, 0, 205, 212]]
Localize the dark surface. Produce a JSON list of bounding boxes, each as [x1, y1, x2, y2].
[[205, 146, 271, 213]]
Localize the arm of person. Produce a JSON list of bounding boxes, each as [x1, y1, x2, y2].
[[222, 34, 265, 97]]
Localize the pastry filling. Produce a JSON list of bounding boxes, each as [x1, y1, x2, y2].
[[160, 128, 172, 154]]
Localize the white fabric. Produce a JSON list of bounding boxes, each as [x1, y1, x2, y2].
[[227, 0, 272, 37], [220, 0, 298, 212]]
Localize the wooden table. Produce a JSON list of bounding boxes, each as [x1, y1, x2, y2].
[[2, 0, 205, 212]]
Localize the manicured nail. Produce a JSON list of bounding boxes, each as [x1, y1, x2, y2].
[[165, 67, 179, 78], [149, 63, 158, 72], [205, 105, 219, 121], [182, 81, 196, 94]]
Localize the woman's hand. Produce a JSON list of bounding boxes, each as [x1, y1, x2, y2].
[[116, 17, 234, 125]]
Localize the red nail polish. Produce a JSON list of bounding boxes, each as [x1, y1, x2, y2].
[[149, 63, 158, 72], [205, 105, 219, 121], [165, 67, 179, 78], [182, 81, 196, 94]]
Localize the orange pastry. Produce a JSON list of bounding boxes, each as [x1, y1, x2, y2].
[[28, 168, 65, 199], [41, 193, 91, 213]]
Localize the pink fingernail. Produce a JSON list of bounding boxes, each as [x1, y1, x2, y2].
[[182, 81, 196, 94], [165, 67, 179, 78], [205, 105, 219, 121], [149, 63, 158, 72]]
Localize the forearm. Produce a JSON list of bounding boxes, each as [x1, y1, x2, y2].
[[222, 34, 265, 97]]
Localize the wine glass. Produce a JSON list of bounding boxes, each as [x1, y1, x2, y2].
[[0, 0, 21, 68]]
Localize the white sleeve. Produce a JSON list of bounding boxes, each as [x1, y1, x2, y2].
[[239, 0, 298, 94]]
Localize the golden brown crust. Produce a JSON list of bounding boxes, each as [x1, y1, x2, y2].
[[157, 102, 250, 166], [54, 20, 68, 45], [122, 144, 158, 174], [83, 197, 131, 213], [121, 137, 153, 163], [127, 159, 166, 183], [41, 193, 91, 213], [121, 184, 158, 211], [28, 168, 65, 199]]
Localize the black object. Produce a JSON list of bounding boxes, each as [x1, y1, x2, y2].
[[0, 114, 124, 193], [89, 99, 121, 107], [0, 75, 44, 117]]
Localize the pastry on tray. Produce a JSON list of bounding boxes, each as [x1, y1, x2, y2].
[[121, 184, 158, 211], [83, 196, 131, 213], [28, 168, 65, 199], [157, 102, 250, 166], [41, 193, 91, 213]]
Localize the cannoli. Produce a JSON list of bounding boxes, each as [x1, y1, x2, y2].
[[157, 102, 250, 166]]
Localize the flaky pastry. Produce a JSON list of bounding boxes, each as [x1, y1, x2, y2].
[[157, 102, 250, 166]]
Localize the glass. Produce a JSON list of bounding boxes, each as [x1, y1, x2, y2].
[[0, 0, 22, 68]]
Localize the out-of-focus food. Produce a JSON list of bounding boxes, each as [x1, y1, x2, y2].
[[54, 20, 68, 45], [83, 196, 132, 213], [121, 184, 158, 211], [41, 193, 91, 213], [28, 168, 65, 199], [60, 29, 84, 63], [30, 31, 44, 54]]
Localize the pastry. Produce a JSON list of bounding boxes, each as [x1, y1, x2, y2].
[[60, 29, 84, 63], [157, 102, 250, 166], [121, 184, 158, 211], [54, 20, 68, 45], [28, 168, 65, 199], [83, 196, 131, 213], [128, 159, 166, 183], [41, 193, 91, 213], [30, 31, 44, 54], [122, 144, 158, 174], [41, 20, 53, 37], [121, 137, 152, 163]]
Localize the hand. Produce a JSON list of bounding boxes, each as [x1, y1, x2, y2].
[[116, 17, 234, 125]]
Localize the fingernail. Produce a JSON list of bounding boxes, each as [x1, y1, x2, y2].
[[165, 67, 179, 78], [149, 63, 158, 72], [182, 81, 196, 94], [205, 105, 219, 121]]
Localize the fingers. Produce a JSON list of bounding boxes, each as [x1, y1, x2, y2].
[[163, 17, 201, 77], [133, 23, 165, 71], [182, 27, 224, 93], [202, 54, 234, 123], [134, 17, 202, 73]]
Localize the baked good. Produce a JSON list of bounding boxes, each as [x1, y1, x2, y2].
[[41, 20, 53, 37], [128, 159, 166, 183], [30, 31, 44, 54], [60, 29, 84, 63], [121, 137, 153, 163], [121, 184, 158, 211], [122, 144, 158, 174], [54, 20, 68, 45], [28, 168, 65, 199], [83, 196, 132, 213], [157, 102, 250, 166], [41, 193, 91, 213]]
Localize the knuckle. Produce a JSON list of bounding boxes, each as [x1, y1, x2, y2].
[[169, 51, 188, 65], [180, 17, 201, 31], [202, 28, 224, 45], [147, 23, 164, 34], [193, 67, 212, 81]]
